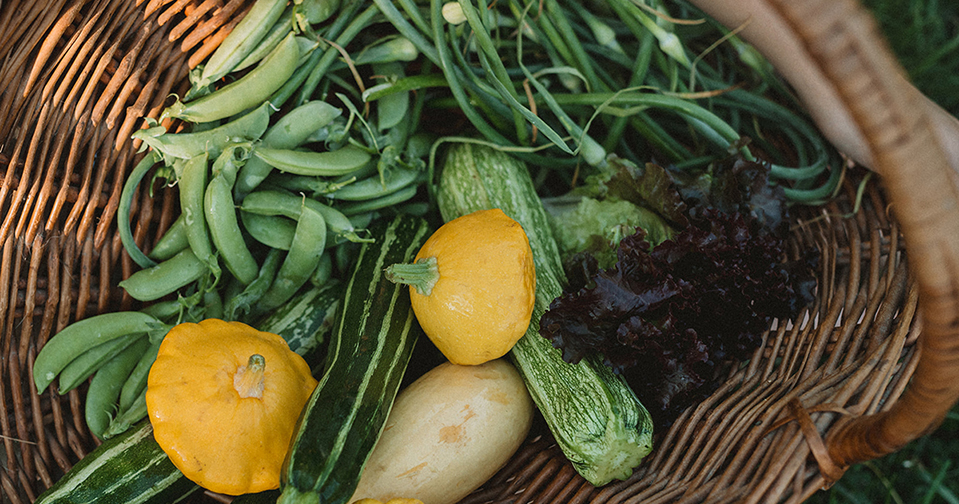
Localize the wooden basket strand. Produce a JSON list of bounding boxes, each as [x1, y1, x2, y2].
[[1, 0, 957, 503]]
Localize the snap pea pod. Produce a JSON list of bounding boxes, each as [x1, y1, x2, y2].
[[85, 335, 151, 440], [118, 248, 209, 302], [256, 204, 327, 311], [240, 211, 296, 250], [118, 336, 164, 413], [297, 0, 341, 24], [326, 167, 421, 201], [148, 214, 189, 262], [133, 102, 271, 162], [253, 144, 372, 177], [199, 0, 289, 87], [118, 152, 161, 269], [33, 312, 166, 393], [57, 334, 143, 395], [224, 247, 283, 321], [370, 61, 409, 131], [260, 171, 356, 197], [337, 184, 419, 216], [177, 153, 219, 278], [164, 33, 300, 123], [239, 189, 372, 243], [205, 172, 260, 285], [233, 6, 295, 73], [309, 252, 333, 288], [236, 100, 343, 195], [102, 390, 147, 440]]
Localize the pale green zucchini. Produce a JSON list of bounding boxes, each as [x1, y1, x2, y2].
[[436, 142, 654, 486]]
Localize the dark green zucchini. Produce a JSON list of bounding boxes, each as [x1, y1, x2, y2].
[[278, 213, 432, 504]]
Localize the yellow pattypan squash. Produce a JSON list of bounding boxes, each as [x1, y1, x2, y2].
[[146, 318, 317, 495], [386, 208, 536, 365]]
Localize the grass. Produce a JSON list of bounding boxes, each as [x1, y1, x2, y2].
[[805, 0, 959, 502]]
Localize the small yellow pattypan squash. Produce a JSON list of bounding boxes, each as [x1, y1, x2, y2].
[[146, 318, 317, 495], [386, 208, 536, 365]]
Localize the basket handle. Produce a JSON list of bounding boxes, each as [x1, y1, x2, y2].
[[688, 0, 959, 483]]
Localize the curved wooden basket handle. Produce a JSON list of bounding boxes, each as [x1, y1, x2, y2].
[[689, 0, 959, 483]]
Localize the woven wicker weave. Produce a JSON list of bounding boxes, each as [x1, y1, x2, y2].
[[2, 0, 957, 503]]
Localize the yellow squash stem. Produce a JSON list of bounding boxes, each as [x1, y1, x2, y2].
[[385, 258, 439, 296], [234, 354, 266, 399]]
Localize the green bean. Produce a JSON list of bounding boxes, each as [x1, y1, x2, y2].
[[102, 389, 147, 439], [205, 173, 260, 284], [327, 167, 421, 201], [118, 335, 164, 412], [252, 144, 372, 177], [133, 102, 271, 162], [164, 33, 300, 123], [225, 247, 284, 321], [148, 214, 189, 262], [56, 333, 142, 395], [85, 335, 150, 440], [201, 0, 290, 86], [240, 210, 296, 250], [177, 153, 219, 277], [337, 184, 419, 216], [235, 100, 343, 195], [240, 189, 372, 242], [256, 204, 327, 311], [33, 311, 166, 393], [233, 6, 296, 74], [118, 248, 209, 302], [118, 152, 161, 269]]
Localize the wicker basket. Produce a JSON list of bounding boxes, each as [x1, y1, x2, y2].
[[2, 0, 957, 503]]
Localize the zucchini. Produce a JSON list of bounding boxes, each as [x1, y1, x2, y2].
[[35, 283, 344, 504], [278, 214, 431, 504], [33, 420, 198, 504], [436, 143, 654, 485]]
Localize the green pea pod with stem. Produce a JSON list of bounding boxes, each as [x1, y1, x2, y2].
[[118, 335, 164, 413], [164, 33, 299, 123], [177, 153, 220, 281], [224, 247, 284, 321], [198, 0, 290, 88], [252, 144, 372, 177], [205, 172, 260, 285], [85, 335, 151, 440], [337, 184, 419, 216], [260, 172, 357, 197], [239, 189, 372, 243], [56, 334, 143, 395], [326, 167, 421, 201], [256, 204, 327, 311], [33, 312, 167, 393], [118, 152, 161, 269], [148, 214, 189, 262], [233, 6, 296, 73], [241, 211, 296, 250], [119, 248, 210, 302], [236, 100, 343, 196], [133, 102, 271, 163], [211, 142, 253, 187], [102, 390, 147, 439]]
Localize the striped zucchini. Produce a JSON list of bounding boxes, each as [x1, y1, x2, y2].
[[35, 282, 344, 504], [33, 420, 198, 504], [278, 214, 431, 504], [436, 143, 654, 486]]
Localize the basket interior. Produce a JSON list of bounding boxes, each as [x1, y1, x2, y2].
[[0, 1, 919, 503]]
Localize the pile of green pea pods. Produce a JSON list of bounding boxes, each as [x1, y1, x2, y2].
[[33, 0, 430, 442]]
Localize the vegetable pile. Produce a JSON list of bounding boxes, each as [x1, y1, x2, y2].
[[31, 0, 839, 501]]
